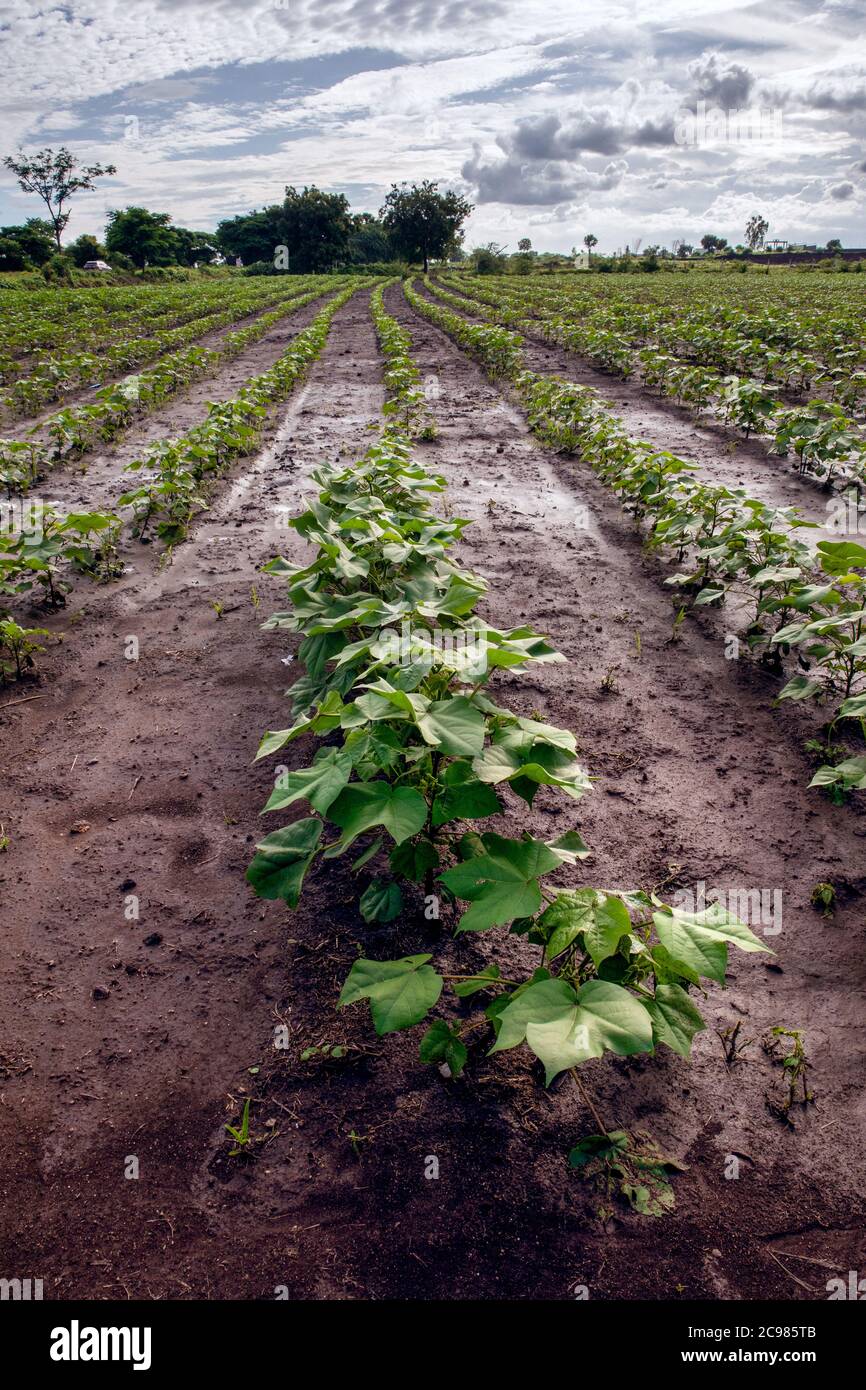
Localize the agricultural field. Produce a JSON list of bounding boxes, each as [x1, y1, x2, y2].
[[2, 263, 865, 1319]]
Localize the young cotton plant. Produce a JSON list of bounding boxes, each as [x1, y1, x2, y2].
[[247, 423, 770, 1090]]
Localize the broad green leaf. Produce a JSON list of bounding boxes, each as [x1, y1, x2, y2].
[[246, 817, 323, 906], [431, 760, 502, 826], [389, 837, 440, 881], [359, 877, 403, 923], [491, 977, 653, 1084], [653, 903, 772, 985], [261, 747, 352, 815], [327, 781, 428, 851], [338, 953, 442, 1034], [644, 984, 706, 1058], [415, 696, 486, 757], [419, 1020, 467, 1077], [439, 833, 563, 933]]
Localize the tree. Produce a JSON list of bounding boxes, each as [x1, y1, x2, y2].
[[3, 147, 116, 250], [0, 218, 54, 267], [170, 226, 219, 266], [745, 214, 769, 251], [700, 233, 728, 253], [215, 207, 285, 265], [281, 186, 351, 273], [517, 237, 532, 253], [583, 233, 598, 259], [348, 212, 391, 265], [380, 180, 473, 272], [105, 207, 178, 268], [471, 243, 507, 275], [826, 238, 843, 252], [67, 233, 108, 267]]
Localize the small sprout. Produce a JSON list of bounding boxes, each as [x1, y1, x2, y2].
[[210, 599, 224, 620], [762, 1026, 815, 1124], [600, 663, 621, 694], [225, 1097, 252, 1156], [810, 882, 836, 917]]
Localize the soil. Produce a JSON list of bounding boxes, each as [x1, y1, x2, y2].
[[0, 282, 864, 1302]]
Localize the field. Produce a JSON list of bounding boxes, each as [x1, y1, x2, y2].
[[1, 268, 865, 1303]]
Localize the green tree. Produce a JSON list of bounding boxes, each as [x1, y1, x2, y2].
[[348, 212, 391, 264], [700, 233, 728, 253], [67, 233, 108, 266], [826, 238, 843, 252], [3, 147, 116, 250], [583, 233, 598, 259], [282, 185, 351, 273], [517, 237, 532, 253], [105, 206, 178, 268], [380, 180, 473, 272], [745, 214, 769, 251], [215, 206, 285, 265], [0, 218, 54, 267]]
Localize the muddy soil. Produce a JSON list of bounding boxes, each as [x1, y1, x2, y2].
[[1, 283, 864, 1302]]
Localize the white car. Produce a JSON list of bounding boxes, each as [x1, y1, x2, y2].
[[82, 260, 112, 271]]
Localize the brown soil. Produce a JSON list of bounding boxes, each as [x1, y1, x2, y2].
[[0, 284, 864, 1302]]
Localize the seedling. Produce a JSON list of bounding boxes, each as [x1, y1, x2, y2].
[[224, 1097, 252, 1156], [716, 1019, 752, 1067], [600, 663, 621, 693], [210, 600, 224, 620], [762, 1026, 815, 1123], [0, 822, 9, 852], [568, 1129, 687, 1218], [810, 882, 836, 917]]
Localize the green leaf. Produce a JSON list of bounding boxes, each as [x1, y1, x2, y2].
[[491, 977, 654, 1084], [419, 1019, 467, 1077], [359, 877, 403, 922], [338, 953, 442, 1035], [246, 817, 323, 906], [261, 747, 352, 815], [415, 696, 486, 757], [389, 837, 440, 881], [453, 964, 502, 997], [653, 903, 772, 985], [431, 760, 502, 826], [326, 781, 428, 851], [644, 984, 707, 1058], [439, 833, 562, 932]]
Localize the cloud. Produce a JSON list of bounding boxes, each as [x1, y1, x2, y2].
[[687, 51, 755, 109], [463, 138, 626, 204], [829, 180, 855, 199]]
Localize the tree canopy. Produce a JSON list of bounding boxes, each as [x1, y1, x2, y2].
[[3, 146, 116, 249], [380, 180, 473, 272]]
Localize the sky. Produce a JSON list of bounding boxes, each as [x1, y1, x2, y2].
[[0, 0, 864, 253]]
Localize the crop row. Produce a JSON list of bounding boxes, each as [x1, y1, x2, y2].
[[403, 279, 866, 800], [0, 283, 340, 495], [1, 277, 328, 415], [430, 277, 866, 486], [244, 291, 769, 1193], [118, 280, 366, 544], [0, 278, 294, 367]]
